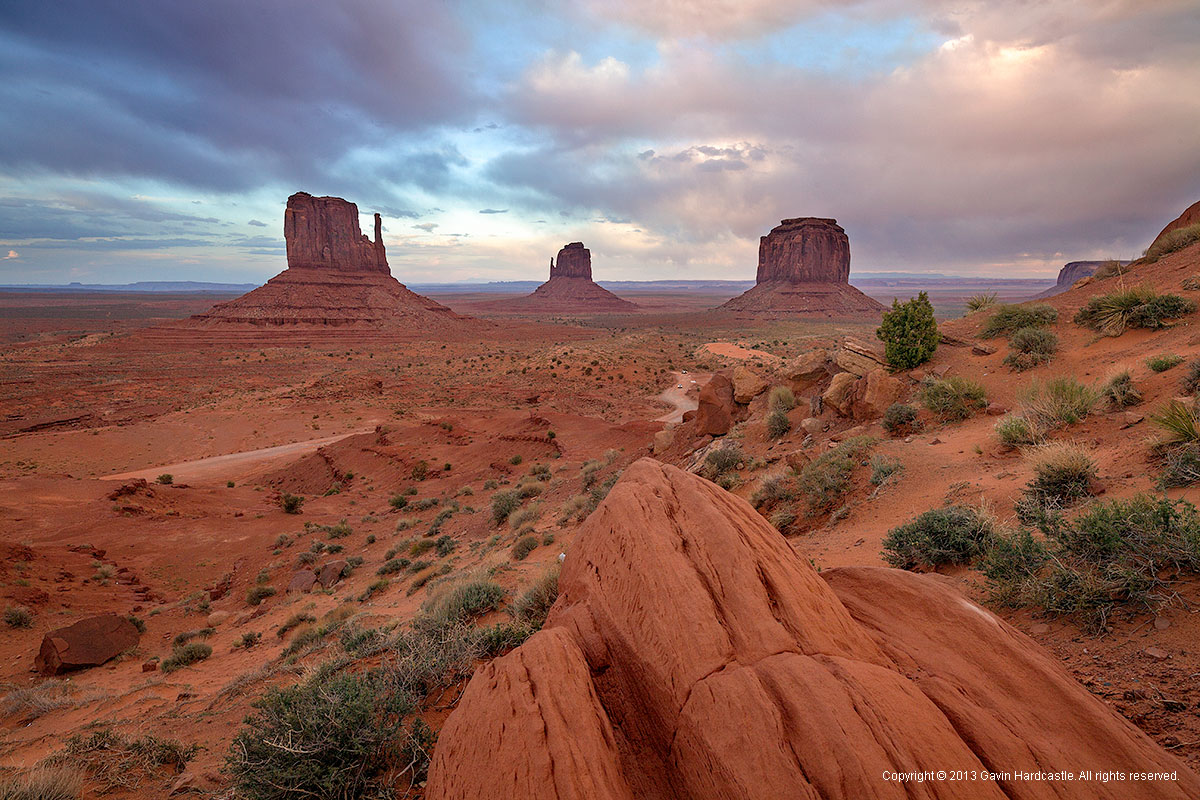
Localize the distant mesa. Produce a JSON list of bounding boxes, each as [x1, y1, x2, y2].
[[495, 242, 639, 312], [1035, 260, 1127, 299], [178, 192, 482, 336], [719, 217, 884, 316]]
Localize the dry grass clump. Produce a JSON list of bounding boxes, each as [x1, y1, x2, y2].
[[980, 303, 1057, 338], [1145, 222, 1200, 262], [994, 415, 1038, 448], [44, 729, 196, 793], [919, 376, 988, 421], [1100, 371, 1141, 408], [1020, 377, 1098, 430], [1, 680, 75, 722], [0, 766, 83, 800], [767, 385, 795, 412], [1073, 286, 1195, 336], [1146, 353, 1184, 373], [1003, 326, 1058, 371], [965, 292, 998, 313]]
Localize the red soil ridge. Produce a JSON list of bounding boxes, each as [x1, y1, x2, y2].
[[429, 458, 1199, 799]]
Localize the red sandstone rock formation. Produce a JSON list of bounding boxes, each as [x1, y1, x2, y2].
[[1153, 199, 1200, 245], [428, 459, 1200, 800], [498, 242, 638, 312], [36, 614, 140, 674], [720, 217, 883, 316], [174, 193, 482, 338], [284, 192, 388, 273]]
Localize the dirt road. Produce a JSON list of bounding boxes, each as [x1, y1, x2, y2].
[[656, 372, 710, 423]]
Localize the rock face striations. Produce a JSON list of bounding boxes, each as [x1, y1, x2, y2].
[[720, 217, 883, 316], [428, 458, 1199, 800], [501, 242, 638, 312], [179, 193, 480, 338]]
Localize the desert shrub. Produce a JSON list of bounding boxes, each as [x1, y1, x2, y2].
[[161, 642, 212, 673], [1145, 221, 1200, 261], [1182, 360, 1200, 394], [881, 403, 919, 435], [279, 493, 304, 514], [359, 579, 389, 602], [1183, 275, 1200, 291], [701, 445, 744, 481], [491, 490, 521, 525], [4, 605, 33, 628], [246, 586, 276, 606], [423, 579, 505, 626], [0, 765, 82, 800], [323, 520, 352, 539], [48, 729, 196, 794], [409, 539, 435, 557], [235, 631, 262, 649], [1020, 377, 1098, 429], [434, 535, 455, 557], [156, 473, 173, 485], [1074, 286, 1196, 336], [1151, 399, 1200, 446], [769, 507, 797, 531], [981, 303, 1057, 338], [1003, 326, 1058, 371], [511, 536, 539, 561], [410, 460, 429, 481], [172, 627, 214, 647], [965, 292, 998, 312], [767, 385, 795, 412], [751, 473, 797, 510], [1146, 353, 1184, 373], [388, 494, 408, 510], [797, 437, 875, 511], [765, 408, 791, 439], [515, 481, 543, 499], [510, 566, 559, 629], [509, 506, 539, 531], [994, 415, 1037, 447], [869, 455, 903, 486], [876, 291, 938, 369], [277, 613, 317, 638], [1093, 258, 1129, 280], [509, 454, 523, 466], [980, 528, 1049, 590], [919, 376, 988, 421], [882, 506, 995, 570], [1101, 371, 1141, 408], [1022, 443, 1097, 511], [1159, 443, 1200, 488]]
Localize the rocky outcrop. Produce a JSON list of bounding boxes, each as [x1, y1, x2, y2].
[[719, 218, 884, 316], [730, 366, 767, 404], [36, 614, 140, 674], [694, 373, 736, 436], [428, 459, 1200, 800], [1034, 261, 1126, 299], [499, 242, 638, 312], [835, 337, 887, 377], [176, 193, 482, 337], [284, 192, 387, 273], [550, 242, 592, 279], [1153, 199, 1200, 245]]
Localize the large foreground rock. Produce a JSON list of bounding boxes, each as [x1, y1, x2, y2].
[[36, 614, 140, 675], [428, 459, 1199, 800]]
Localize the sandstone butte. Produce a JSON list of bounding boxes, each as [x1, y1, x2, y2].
[[175, 192, 481, 336], [1153, 198, 1200, 244], [1034, 260, 1112, 298], [500, 242, 639, 312], [428, 458, 1200, 800], [720, 217, 885, 316]]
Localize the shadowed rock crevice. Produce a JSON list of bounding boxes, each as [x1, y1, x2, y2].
[[429, 459, 1200, 799]]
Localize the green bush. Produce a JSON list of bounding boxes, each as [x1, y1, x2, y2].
[[1146, 353, 1184, 372], [767, 386, 795, 412], [246, 586, 276, 606], [919, 376, 988, 421], [869, 455, 903, 485], [1022, 443, 1097, 510], [161, 642, 212, 673], [511, 535, 539, 561], [424, 579, 505, 625], [511, 566, 559, 630], [279, 493, 304, 514], [765, 408, 791, 439], [797, 437, 875, 511], [388, 494, 408, 510], [1145, 221, 1200, 261], [4, 605, 33, 628], [156, 473, 173, 485], [1151, 400, 1200, 446], [376, 558, 410, 575], [876, 291, 938, 369], [410, 461, 429, 481], [491, 490, 521, 525], [994, 415, 1037, 447], [981, 303, 1057, 338], [1003, 326, 1058, 371], [1074, 286, 1195, 336], [882, 506, 995, 570], [1021, 377, 1098, 429], [1101, 371, 1141, 408], [701, 445, 744, 481], [881, 403, 919, 435]]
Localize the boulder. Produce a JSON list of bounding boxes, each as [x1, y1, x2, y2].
[[821, 372, 860, 417], [428, 459, 1200, 799], [851, 368, 904, 420], [205, 610, 232, 627], [784, 450, 811, 472], [287, 570, 318, 594], [731, 366, 768, 404], [652, 429, 675, 455], [782, 350, 831, 390], [694, 373, 736, 436], [835, 337, 887, 377], [35, 614, 140, 675], [800, 417, 825, 435], [316, 560, 347, 589]]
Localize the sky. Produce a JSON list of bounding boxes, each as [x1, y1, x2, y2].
[[1, 0, 1198, 286]]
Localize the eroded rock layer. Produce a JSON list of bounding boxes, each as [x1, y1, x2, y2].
[[428, 458, 1199, 800]]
